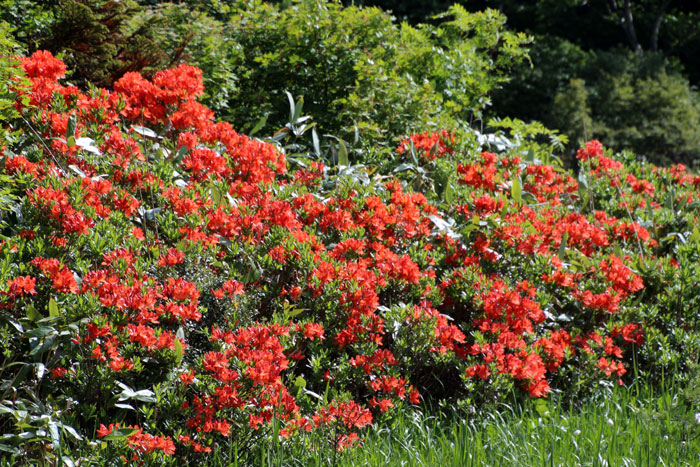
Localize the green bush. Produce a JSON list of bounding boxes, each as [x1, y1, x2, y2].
[[208, 1, 529, 159], [0, 0, 184, 88], [494, 37, 700, 166], [45, 0, 173, 87], [491, 35, 589, 129], [580, 50, 700, 166]]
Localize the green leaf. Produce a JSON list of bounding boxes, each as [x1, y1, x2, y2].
[[511, 175, 522, 204], [444, 181, 454, 204], [645, 196, 655, 220], [103, 428, 139, 441], [48, 298, 59, 318], [173, 338, 183, 365], [558, 232, 568, 261], [30, 335, 55, 356], [131, 125, 159, 139], [690, 226, 700, 244], [614, 244, 623, 259], [293, 96, 304, 123], [25, 326, 54, 338], [66, 115, 77, 139], [173, 146, 188, 163], [337, 140, 349, 167], [249, 113, 268, 137], [665, 189, 674, 211], [283, 303, 304, 319], [312, 128, 321, 157], [48, 421, 60, 448], [62, 424, 83, 441], [534, 398, 549, 416], [10, 363, 30, 389], [26, 304, 42, 322], [286, 91, 295, 123], [210, 184, 222, 208], [393, 163, 416, 173], [144, 207, 161, 222]]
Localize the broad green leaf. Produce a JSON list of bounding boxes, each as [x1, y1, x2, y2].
[[286, 91, 295, 123], [66, 115, 77, 139], [48, 421, 60, 448], [511, 175, 522, 204], [337, 140, 349, 167], [34, 362, 45, 380], [173, 338, 183, 365], [144, 207, 161, 222], [25, 326, 54, 338], [249, 113, 268, 137], [284, 306, 303, 319], [690, 226, 700, 244], [665, 189, 674, 211], [26, 304, 42, 322], [645, 196, 655, 220], [68, 165, 86, 177], [48, 298, 59, 318], [210, 184, 222, 208], [103, 428, 139, 441], [558, 232, 568, 261], [75, 137, 101, 155], [444, 181, 454, 204], [312, 128, 321, 157], [393, 163, 416, 173], [293, 96, 304, 122], [131, 125, 159, 139], [173, 145, 188, 163], [62, 425, 83, 441], [10, 363, 30, 388], [614, 244, 623, 259], [30, 335, 55, 356]]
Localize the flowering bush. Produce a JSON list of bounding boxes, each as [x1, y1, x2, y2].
[[0, 51, 698, 464]]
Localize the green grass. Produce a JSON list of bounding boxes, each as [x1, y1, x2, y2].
[[337, 384, 699, 467]]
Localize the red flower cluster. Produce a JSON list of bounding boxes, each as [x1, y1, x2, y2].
[[2, 52, 661, 461], [397, 130, 455, 161]]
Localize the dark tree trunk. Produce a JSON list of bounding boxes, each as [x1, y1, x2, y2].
[[650, 0, 672, 51], [621, 0, 642, 51]]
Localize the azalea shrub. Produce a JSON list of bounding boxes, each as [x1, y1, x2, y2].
[[0, 51, 699, 465]]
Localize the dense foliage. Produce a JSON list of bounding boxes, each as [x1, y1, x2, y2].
[[5, 0, 699, 166], [351, 0, 700, 166], [0, 0, 178, 88], [496, 40, 700, 165], [0, 49, 698, 465], [1, 0, 530, 157], [169, 1, 529, 158]]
